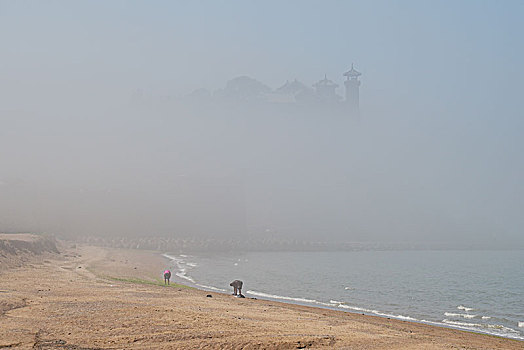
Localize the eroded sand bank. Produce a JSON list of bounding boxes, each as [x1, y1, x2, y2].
[[0, 239, 522, 349]]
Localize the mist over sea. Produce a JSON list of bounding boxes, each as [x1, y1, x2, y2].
[[165, 249, 524, 340]]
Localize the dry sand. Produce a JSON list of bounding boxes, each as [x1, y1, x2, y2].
[[0, 237, 522, 349]]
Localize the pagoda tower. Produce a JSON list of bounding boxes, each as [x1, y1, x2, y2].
[[343, 64, 361, 114]]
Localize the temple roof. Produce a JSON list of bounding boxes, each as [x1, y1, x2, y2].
[[313, 74, 338, 88], [276, 79, 310, 94], [343, 64, 361, 78]]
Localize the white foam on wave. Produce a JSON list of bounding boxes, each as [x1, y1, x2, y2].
[[333, 302, 520, 339], [175, 272, 195, 283], [337, 304, 374, 313], [444, 312, 477, 319], [369, 309, 417, 321], [386, 314, 417, 321], [245, 290, 331, 306], [442, 319, 523, 339], [457, 305, 474, 312], [444, 319, 483, 327], [418, 319, 524, 341], [196, 284, 227, 292], [335, 303, 416, 321], [162, 253, 178, 261]]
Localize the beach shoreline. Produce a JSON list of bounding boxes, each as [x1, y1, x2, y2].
[[1, 238, 522, 349], [162, 252, 524, 341]]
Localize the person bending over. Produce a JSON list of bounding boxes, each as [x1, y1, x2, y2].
[[230, 280, 244, 297], [164, 269, 171, 285]]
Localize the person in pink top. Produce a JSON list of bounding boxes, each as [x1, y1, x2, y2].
[[163, 269, 171, 285]]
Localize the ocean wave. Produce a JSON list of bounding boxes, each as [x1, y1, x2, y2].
[[162, 253, 178, 261], [175, 272, 195, 283], [443, 320, 483, 327], [369, 309, 417, 321], [418, 319, 524, 340], [457, 305, 474, 312], [442, 319, 523, 339], [245, 290, 331, 306], [247, 291, 419, 325], [196, 284, 227, 292], [337, 304, 372, 312], [335, 303, 417, 321], [444, 312, 477, 319]]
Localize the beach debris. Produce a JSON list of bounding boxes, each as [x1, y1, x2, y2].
[[206, 294, 212, 298]]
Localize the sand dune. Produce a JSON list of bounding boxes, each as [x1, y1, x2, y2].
[[0, 236, 521, 349], [0, 234, 59, 271]]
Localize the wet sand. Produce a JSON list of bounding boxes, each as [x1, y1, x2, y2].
[[0, 242, 522, 349]]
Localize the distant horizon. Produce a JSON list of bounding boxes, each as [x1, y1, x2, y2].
[[4, 232, 519, 251]]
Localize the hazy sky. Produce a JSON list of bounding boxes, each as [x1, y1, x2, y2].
[[1, 1, 523, 246]]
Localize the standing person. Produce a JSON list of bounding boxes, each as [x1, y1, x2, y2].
[[230, 280, 244, 297], [164, 269, 171, 285]]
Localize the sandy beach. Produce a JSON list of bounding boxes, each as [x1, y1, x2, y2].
[[0, 235, 522, 349]]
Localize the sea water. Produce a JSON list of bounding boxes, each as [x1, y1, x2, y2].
[[164, 250, 524, 340]]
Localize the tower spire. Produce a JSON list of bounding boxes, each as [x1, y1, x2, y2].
[[343, 64, 361, 115]]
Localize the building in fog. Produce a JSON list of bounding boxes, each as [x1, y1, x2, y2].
[[149, 64, 363, 116], [343, 63, 361, 115], [312, 74, 341, 103], [266, 65, 362, 115]]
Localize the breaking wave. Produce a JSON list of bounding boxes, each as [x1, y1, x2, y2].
[[457, 305, 474, 312], [246, 290, 331, 306], [444, 312, 477, 319]]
